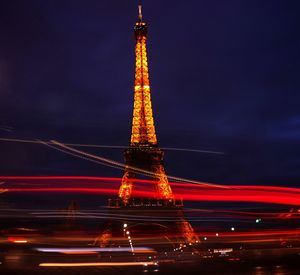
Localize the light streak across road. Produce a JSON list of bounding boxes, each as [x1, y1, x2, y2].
[[1, 176, 300, 206]]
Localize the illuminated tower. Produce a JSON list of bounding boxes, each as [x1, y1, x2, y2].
[[99, 5, 199, 248], [118, 4, 173, 205]]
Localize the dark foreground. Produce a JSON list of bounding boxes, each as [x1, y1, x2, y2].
[[1, 247, 300, 275], [1, 263, 300, 275]]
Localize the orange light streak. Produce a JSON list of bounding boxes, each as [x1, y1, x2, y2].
[[8, 237, 28, 243], [39, 261, 157, 267]]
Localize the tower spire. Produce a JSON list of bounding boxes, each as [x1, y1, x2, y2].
[[138, 4, 143, 21]]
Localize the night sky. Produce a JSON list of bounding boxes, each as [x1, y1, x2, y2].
[[0, 0, 300, 187]]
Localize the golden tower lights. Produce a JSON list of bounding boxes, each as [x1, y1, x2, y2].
[[118, 5, 173, 204]]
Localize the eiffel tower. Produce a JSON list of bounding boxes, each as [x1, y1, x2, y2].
[[118, 4, 173, 206], [98, 4, 199, 249]]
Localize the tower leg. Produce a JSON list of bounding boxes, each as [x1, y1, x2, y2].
[[118, 167, 135, 205], [152, 164, 173, 200]]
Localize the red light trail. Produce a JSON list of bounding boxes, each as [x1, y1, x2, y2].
[[1, 176, 300, 206]]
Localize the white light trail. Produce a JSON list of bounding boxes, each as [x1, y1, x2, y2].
[[0, 137, 227, 188], [49, 140, 227, 189], [0, 137, 224, 154]]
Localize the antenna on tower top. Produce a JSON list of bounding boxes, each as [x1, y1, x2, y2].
[[138, 3, 143, 21]]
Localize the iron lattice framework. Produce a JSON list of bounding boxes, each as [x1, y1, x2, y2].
[[131, 20, 156, 145], [100, 5, 200, 248], [118, 7, 173, 204]]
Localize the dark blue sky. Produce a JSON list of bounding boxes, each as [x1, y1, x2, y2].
[[0, 0, 299, 187]]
